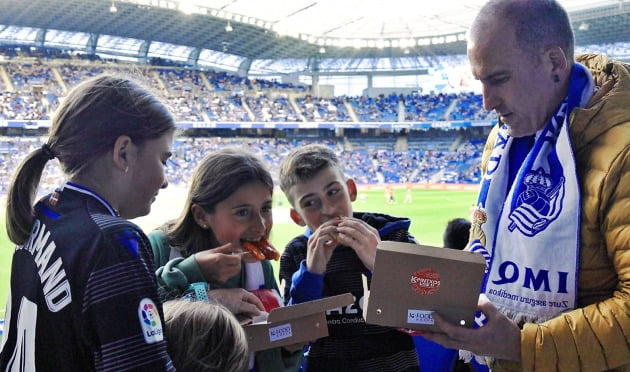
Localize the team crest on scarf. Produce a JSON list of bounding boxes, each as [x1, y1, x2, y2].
[[508, 169, 565, 236]]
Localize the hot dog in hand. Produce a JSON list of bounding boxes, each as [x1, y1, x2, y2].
[[242, 239, 280, 261]]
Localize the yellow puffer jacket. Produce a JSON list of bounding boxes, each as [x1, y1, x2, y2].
[[479, 54, 630, 372]]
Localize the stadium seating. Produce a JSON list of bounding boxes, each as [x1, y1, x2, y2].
[[0, 49, 497, 124], [0, 49, 492, 194]]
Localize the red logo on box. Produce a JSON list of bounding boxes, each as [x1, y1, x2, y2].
[[410, 268, 441, 295]]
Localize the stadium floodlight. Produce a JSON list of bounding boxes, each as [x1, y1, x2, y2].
[[178, 1, 194, 15], [354, 40, 367, 48], [445, 35, 458, 43], [273, 24, 289, 37], [319, 47, 326, 54]]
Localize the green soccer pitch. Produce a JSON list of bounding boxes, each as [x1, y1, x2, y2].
[[0, 187, 479, 314]]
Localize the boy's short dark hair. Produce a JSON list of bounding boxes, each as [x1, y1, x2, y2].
[[278, 144, 344, 204], [443, 218, 471, 250]]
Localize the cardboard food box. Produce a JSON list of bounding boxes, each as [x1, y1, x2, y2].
[[364, 241, 486, 332], [242, 293, 354, 352]]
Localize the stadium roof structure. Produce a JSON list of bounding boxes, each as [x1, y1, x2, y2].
[[0, 0, 629, 74]]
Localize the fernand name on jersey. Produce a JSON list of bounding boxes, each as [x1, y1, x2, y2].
[[18, 220, 72, 312]]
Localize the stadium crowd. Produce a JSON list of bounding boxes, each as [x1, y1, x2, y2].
[[0, 134, 483, 198], [0, 47, 498, 124], [0, 47, 489, 197]]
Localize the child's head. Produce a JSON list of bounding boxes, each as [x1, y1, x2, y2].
[[443, 218, 472, 250], [48, 75, 175, 177], [6, 74, 176, 243], [278, 144, 357, 231], [163, 299, 248, 372], [167, 147, 274, 256]]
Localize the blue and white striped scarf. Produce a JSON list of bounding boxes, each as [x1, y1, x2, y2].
[[469, 63, 594, 324]]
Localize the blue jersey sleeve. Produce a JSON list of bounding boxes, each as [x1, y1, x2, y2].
[[288, 260, 324, 305]]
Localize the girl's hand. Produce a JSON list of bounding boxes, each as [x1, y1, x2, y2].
[[194, 243, 242, 285], [208, 288, 265, 317]]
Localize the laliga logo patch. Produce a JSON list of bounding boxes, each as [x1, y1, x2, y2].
[[410, 268, 441, 295], [138, 298, 163, 344]]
